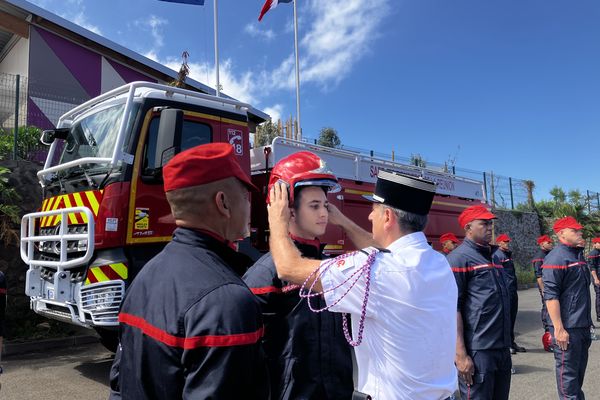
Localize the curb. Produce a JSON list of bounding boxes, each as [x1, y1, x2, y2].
[[517, 283, 538, 290], [4, 335, 99, 357]]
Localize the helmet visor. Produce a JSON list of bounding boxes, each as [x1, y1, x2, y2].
[[294, 179, 341, 193]]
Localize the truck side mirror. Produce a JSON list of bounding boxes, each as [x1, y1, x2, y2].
[[40, 128, 69, 145], [155, 108, 183, 168]]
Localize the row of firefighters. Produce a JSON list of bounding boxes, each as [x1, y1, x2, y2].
[[26, 142, 598, 399]]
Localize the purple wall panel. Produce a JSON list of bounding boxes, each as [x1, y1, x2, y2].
[[36, 27, 101, 98], [27, 97, 54, 130], [107, 58, 157, 84]]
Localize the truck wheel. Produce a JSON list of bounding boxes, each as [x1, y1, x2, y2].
[[94, 327, 119, 353]]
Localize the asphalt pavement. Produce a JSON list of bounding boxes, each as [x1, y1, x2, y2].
[[1, 287, 599, 399]]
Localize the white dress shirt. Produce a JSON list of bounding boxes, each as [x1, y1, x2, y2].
[[320, 231, 458, 400]]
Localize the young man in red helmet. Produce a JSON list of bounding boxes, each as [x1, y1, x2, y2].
[[532, 235, 554, 350], [243, 151, 353, 399], [493, 234, 526, 355]]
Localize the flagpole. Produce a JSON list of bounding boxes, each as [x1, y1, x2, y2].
[[292, 0, 301, 139], [213, 0, 220, 97]]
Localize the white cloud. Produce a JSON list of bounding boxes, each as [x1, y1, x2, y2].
[[263, 104, 284, 122], [244, 23, 275, 41], [29, 0, 102, 35], [134, 15, 168, 56]]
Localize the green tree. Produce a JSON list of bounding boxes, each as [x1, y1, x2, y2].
[[317, 127, 341, 148], [410, 154, 427, 168], [0, 167, 20, 245], [0, 126, 43, 160], [254, 120, 280, 147]]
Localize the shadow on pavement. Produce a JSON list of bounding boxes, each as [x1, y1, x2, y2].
[[74, 356, 114, 387]]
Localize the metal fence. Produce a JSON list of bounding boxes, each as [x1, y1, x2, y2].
[[299, 134, 600, 212]]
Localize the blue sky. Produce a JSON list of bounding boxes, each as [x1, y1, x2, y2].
[[29, 0, 600, 201]]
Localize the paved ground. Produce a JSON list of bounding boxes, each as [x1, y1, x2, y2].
[[1, 287, 598, 399]]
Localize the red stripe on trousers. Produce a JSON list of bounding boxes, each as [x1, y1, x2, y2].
[[118, 312, 264, 349]]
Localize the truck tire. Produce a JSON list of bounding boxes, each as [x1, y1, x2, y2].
[[95, 327, 119, 353]]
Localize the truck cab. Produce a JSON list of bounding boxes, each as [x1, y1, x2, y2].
[[21, 82, 265, 342]]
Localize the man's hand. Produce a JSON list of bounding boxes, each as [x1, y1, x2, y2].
[[326, 203, 346, 227], [455, 353, 475, 386], [594, 278, 600, 287], [554, 327, 569, 351], [268, 182, 291, 237]]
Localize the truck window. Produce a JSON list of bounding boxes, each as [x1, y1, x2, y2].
[[143, 117, 212, 173]]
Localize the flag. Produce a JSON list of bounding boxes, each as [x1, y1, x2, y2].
[[159, 0, 205, 5], [258, 0, 292, 21]]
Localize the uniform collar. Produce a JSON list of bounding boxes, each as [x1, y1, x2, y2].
[[463, 237, 496, 257], [387, 231, 427, 252], [172, 227, 252, 276], [290, 234, 324, 259]]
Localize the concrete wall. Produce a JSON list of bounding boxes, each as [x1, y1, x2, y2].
[[493, 208, 541, 269], [0, 36, 29, 76]]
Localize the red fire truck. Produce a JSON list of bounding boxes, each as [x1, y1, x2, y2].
[[20, 82, 484, 348]]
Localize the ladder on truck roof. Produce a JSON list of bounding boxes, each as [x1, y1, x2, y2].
[[250, 137, 485, 201]]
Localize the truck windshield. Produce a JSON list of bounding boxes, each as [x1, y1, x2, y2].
[[57, 103, 125, 166]]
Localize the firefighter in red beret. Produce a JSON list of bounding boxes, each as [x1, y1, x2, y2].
[[532, 235, 554, 350], [447, 205, 512, 400], [588, 238, 600, 322], [542, 216, 592, 399], [439, 233, 459, 255], [243, 151, 353, 399], [493, 234, 526, 355], [109, 143, 268, 399]]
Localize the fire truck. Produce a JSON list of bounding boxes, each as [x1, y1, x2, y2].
[[20, 82, 485, 349]]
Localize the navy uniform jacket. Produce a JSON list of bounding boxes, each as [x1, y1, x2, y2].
[[493, 248, 518, 294], [587, 248, 600, 275], [243, 238, 353, 400], [114, 228, 268, 399], [0, 271, 5, 337], [447, 238, 511, 351], [532, 248, 550, 279], [542, 243, 592, 329]]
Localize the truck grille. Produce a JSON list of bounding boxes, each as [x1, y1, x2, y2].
[[80, 281, 125, 326], [38, 224, 89, 262]]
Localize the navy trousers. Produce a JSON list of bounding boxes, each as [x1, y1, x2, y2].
[[458, 348, 511, 400], [538, 287, 549, 331], [550, 327, 591, 400], [509, 291, 518, 343], [594, 285, 600, 321]]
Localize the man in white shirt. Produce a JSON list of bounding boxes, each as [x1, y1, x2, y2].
[[268, 170, 458, 400]]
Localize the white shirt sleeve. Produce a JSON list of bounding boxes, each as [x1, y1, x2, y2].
[[320, 249, 377, 317]]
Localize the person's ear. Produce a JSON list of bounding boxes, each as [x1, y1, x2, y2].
[[215, 191, 231, 218]]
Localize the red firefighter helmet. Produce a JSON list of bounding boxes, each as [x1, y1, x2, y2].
[[267, 151, 340, 205], [542, 331, 553, 352]]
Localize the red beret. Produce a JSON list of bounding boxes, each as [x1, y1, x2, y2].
[[592, 238, 600, 244], [496, 234, 511, 243], [440, 233, 459, 244], [536, 235, 552, 245], [552, 216, 583, 233], [458, 205, 496, 228], [163, 143, 257, 192]]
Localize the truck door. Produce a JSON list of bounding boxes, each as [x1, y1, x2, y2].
[[126, 109, 218, 246]]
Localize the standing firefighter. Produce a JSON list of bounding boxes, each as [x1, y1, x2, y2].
[[543, 216, 592, 399], [493, 234, 526, 354], [588, 237, 600, 323], [243, 151, 353, 399], [532, 234, 554, 351], [110, 143, 268, 399], [267, 170, 458, 399], [448, 206, 512, 400], [440, 232, 460, 255]]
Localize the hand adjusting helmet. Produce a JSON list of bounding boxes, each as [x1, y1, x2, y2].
[[267, 151, 340, 205]]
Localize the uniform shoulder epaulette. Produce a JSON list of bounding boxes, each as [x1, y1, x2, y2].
[[359, 247, 390, 256]]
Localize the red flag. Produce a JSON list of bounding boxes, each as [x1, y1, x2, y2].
[[258, 0, 293, 21]]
